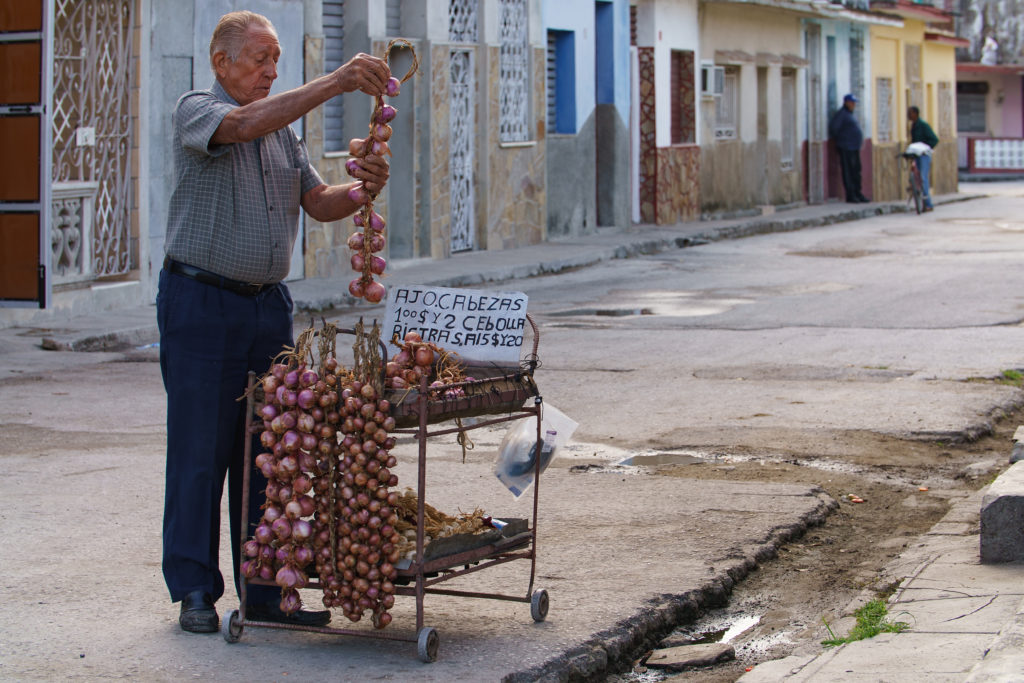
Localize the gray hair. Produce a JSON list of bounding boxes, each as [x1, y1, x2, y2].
[[209, 11, 277, 69]]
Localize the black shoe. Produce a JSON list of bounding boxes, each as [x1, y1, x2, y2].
[[179, 590, 218, 633], [247, 601, 331, 627], [857, 195, 871, 203]]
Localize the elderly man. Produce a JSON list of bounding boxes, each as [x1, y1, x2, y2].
[[159, 10, 391, 633], [829, 94, 869, 203]]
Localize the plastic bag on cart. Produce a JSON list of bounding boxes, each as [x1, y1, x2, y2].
[[494, 403, 578, 498]]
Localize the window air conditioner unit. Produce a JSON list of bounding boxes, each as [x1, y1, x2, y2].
[[701, 64, 725, 97]]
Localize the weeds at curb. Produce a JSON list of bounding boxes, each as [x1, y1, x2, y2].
[[821, 599, 910, 647]]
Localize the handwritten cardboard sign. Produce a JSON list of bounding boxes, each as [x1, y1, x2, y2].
[[382, 285, 529, 365]]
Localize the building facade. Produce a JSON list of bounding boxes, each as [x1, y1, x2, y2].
[[867, 1, 962, 201], [954, 0, 1024, 174], [631, 0, 701, 225], [543, 0, 631, 236]]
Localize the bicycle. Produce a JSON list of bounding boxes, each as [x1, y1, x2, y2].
[[900, 152, 925, 215]]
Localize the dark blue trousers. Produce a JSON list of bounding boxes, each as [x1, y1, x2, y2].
[[157, 267, 290, 606]]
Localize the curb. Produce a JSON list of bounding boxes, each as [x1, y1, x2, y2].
[[503, 490, 839, 682]]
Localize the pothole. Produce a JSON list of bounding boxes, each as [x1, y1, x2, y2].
[[618, 452, 705, 467], [787, 249, 887, 259], [549, 308, 656, 317]]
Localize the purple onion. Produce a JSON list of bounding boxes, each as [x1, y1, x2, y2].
[[294, 545, 313, 566], [376, 104, 397, 123], [281, 430, 301, 453], [296, 411, 315, 433], [280, 588, 302, 613], [263, 504, 283, 523], [385, 77, 400, 97], [254, 524, 273, 544], [368, 211, 385, 232], [292, 518, 312, 542], [347, 184, 369, 204], [272, 517, 292, 540], [276, 565, 301, 590]]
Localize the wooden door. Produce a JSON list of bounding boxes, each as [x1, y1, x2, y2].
[[0, 0, 50, 307]]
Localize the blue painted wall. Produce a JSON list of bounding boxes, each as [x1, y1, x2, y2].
[[543, 0, 630, 131]]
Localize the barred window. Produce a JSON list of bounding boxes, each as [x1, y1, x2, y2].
[[499, 0, 530, 142], [715, 66, 739, 140], [937, 80, 953, 134], [546, 30, 576, 134], [386, 0, 401, 35], [449, 0, 477, 43], [323, 0, 345, 153], [876, 76, 893, 142], [781, 68, 796, 169], [956, 82, 986, 133]]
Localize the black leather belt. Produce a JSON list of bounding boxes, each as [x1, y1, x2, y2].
[[164, 258, 273, 296]]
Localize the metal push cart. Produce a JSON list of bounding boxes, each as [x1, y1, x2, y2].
[[222, 319, 549, 662]]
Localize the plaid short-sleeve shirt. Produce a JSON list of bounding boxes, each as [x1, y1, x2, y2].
[[164, 81, 324, 283]]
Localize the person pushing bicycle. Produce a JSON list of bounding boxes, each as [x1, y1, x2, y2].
[[907, 106, 939, 212]]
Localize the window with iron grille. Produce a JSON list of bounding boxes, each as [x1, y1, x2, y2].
[[849, 29, 865, 113], [956, 82, 986, 133], [499, 0, 530, 142], [670, 50, 695, 144], [449, 0, 477, 43], [714, 66, 739, 140], [546, 30, 576, 135], [781, 68, 796, 169], [630, 4, 637, 46], [937, 80, 953, 134], [323, 0, 345, 152], [386, 0, 401, 35], [876, 76, 893, 142]]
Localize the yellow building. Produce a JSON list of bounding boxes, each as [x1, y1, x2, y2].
[[868, 1, 965, 201]]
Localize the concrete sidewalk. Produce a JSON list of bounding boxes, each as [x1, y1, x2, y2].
[[740, 466, 1024, 683], [22, 191, 978, 353]]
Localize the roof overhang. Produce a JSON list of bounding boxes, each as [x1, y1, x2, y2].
[[705, 0, 899, 25], [957, 62, 1024, 75], [925, 31, 970, 48], [869, 0, 953, 22]]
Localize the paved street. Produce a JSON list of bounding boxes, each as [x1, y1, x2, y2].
[[1, 184, 1022, 680], [522, 183, 1023, 461]]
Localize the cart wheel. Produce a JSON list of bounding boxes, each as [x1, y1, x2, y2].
[[417, 626, 439, 663], [531, 589, 549, 622], [221, 609, 243, 643]]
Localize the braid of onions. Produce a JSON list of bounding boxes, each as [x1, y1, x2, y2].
[[245, 352, 326, 615], [243, 322, 401, 628], [346, 40, 418, 305]]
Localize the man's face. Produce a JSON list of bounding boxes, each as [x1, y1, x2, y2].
[[845, 100, 856, 111], [215, 24, 280, 105], [908, 109, 919, 122]]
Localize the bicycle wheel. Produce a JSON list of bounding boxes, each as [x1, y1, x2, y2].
[[910, 165, 924, 215]]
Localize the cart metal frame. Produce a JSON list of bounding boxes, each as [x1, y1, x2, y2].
[[224, 327, 548, 662]]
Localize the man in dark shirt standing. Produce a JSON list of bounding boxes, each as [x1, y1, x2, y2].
[[829, 94, 869, 203], [908, 106, 939, 211]]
